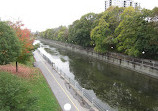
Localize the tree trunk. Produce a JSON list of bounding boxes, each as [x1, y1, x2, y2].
[[16, 61, 18, 72]]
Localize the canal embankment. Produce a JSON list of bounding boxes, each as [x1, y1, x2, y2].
[[39, 38, 158, 79]]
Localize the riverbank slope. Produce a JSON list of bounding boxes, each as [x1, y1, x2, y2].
[[0, 56, 61, 111]]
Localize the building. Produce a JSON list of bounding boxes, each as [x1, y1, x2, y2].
[[105, 0, 140, 10]]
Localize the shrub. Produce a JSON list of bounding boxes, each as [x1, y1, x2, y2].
[[0, 72, 38, 111]]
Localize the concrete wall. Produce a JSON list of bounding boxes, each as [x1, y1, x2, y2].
[[39, 38, 158, 79]]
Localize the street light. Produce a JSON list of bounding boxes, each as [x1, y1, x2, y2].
[[142, 51, 145, 54]]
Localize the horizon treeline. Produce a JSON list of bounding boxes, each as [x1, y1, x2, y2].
[[39, 6, 158, 59]]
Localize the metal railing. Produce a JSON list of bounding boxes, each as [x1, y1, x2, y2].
[[105, 52, 158, 70], [37, 49, 110, 111]]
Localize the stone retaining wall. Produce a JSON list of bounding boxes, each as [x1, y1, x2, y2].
[[39, 38, 158, 79]]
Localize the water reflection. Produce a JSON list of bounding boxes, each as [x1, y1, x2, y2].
[[43, 43, 158, 111]]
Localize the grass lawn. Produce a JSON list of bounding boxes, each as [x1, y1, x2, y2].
[[30, 69, 62, 111], [0, 57, 61, 111]]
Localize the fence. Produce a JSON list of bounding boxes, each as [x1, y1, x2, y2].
[[106, 52, 158, 70], [37, 49, 110, 111]]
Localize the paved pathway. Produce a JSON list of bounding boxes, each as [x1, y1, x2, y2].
[[33, 50, 90, 111]]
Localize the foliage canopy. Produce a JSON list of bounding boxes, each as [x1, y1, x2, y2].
[[0, 21, 21, 65], [40, 6, 158, 59]]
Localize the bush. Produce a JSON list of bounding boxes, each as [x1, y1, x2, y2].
[[0, 72, 38, 111]]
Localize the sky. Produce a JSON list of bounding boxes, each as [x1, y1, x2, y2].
[[0, 0, 158, 32]]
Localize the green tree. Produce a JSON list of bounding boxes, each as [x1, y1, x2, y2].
[[91, 18, 111, 53], [68, 13, 98, 47], [40, 26, 68, 42], [39, 6, 158, 59], [57, 26, 69, 41], [91, 6, 124, 53], [114, 7, 158, 58], [114, 7, 137, 56], [145, 7, 158, 58], [68, 20, 79, 44], [0, 21, 21, 65]]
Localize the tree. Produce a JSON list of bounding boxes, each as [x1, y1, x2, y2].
[[114, 7, 137, 56], [91, 18, 111, 53], [114, 7, 158, 58], [68, 13, 98, 47], [68, 20, 80, 44], [145, 7, 158, 58], [56, 26, 69, 41], [9, 21, 34, 71], [0, 21, 21, 65], [91, 6, 124, 53], [39, 6, 158, 59], [40, 26, 69, 42]]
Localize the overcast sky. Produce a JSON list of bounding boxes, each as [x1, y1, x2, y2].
[[0, 0, 157, 32]]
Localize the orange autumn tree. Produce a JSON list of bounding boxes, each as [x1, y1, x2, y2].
[[9, 21, 34, 72]]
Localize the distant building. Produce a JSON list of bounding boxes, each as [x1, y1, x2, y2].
[[105, 0, 140, 10]]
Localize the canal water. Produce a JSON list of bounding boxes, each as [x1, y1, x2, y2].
[[36, 40, 158, 111]]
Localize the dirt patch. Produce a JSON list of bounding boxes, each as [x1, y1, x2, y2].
[[0, 64, 37, 79]]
